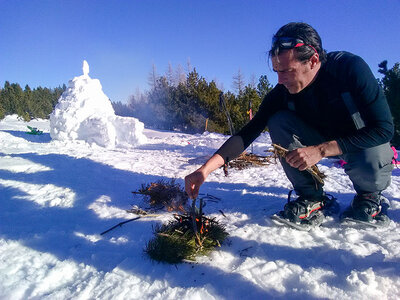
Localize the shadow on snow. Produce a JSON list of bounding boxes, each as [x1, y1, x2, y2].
[[0, 150, 398, 298], [2, 130, 52, 143]]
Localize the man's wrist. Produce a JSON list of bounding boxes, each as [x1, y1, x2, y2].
[[317, 140, 342, 158], [200, 154, 225, 177]]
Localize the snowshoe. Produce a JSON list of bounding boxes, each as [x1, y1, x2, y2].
[[271, 191, 339, 231], [271, 210, 324, 231], [341, 193, 390, 228]]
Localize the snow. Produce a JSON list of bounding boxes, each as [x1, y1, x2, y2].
[[1, 116, 400, 299], [49, 61, 147, 148]]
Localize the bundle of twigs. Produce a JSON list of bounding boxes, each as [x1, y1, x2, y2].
[[145, 199, 228, 263], [131, 179, 188, 212], [223, 152, 273, 176], [101, 181, 221, 236], [271, 143, 326, 185]]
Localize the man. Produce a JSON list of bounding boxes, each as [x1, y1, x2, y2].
[[185, 22, 394, 225]]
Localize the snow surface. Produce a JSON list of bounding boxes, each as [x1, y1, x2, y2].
[[1, 116, 400, 299], [49, 61, 146, 148]]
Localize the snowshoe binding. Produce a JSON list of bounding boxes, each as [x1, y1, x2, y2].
[[271, 190, 339, 231], [341, 193, 390, 228]]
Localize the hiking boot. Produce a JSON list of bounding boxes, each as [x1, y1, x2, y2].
[[283, 191, 338, 224], [348, 193, 387, 222]]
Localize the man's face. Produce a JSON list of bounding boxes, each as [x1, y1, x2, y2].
[[272, 49, 313, 94]]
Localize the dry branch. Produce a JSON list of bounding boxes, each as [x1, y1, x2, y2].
[[224, 152, 273, 176], [271, 143, 326, 185], [131, 179, 188, 212]]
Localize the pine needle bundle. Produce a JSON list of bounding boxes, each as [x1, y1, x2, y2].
[[145, 211, 228, 264], [132, 179, 188, 212], [146, 215, 228, 263]]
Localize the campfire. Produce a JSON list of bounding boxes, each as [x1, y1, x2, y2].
[[145, 198, 228, 263], [128, 179, 228, 263]]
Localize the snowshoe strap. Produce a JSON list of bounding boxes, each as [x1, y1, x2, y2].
[[284, 192, 324, 223], [351, 194, 382, 220]]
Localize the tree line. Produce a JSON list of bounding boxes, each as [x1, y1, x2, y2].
[[113, 65, 273, 135], [0, 81, 66, 121], [114, 61, 400, 147], [379, 61, 400, 147], [0, 61, 399, 147]]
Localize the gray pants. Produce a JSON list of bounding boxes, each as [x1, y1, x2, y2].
[[267, 110, 393, 198]]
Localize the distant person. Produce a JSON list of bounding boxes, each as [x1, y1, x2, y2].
[[185, 22, 394, 226]]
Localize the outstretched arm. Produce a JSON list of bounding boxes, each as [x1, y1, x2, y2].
[[185, 85, 283, 199]]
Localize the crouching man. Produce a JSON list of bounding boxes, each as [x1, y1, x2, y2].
[[185, 22, 394, 226]]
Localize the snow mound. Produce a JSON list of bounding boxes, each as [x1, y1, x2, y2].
[[49, 60, 146, 148]]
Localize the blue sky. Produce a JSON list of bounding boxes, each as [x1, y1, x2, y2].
[[1, 0, 399, 103]]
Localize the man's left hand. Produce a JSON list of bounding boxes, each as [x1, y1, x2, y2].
[[285, 146, 323, 171]]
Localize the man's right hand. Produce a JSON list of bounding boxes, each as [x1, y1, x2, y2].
[[184, 153, 225, 199], [185, 169, 207, 199]]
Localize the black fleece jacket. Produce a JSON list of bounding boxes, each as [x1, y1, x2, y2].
[[216, 51, 394, 162]]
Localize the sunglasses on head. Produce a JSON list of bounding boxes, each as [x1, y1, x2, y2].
[[272, 37, 317, 54]]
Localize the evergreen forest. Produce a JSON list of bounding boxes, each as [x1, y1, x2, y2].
[[0, 82, 66, 121], [0, 61, 399, 147], [112, 68, 273, 135]]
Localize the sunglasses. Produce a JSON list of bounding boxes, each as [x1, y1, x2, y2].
[[272, 37, 317, 54]]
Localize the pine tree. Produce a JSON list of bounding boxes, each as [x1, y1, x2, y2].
[[0, 104, 4, 120], [52, 84, 66, 108], [257, 75, 273, 99], [232, 68, 245, 95], [186, 57, 192, 74], [148, 64, 159, 90], [379, 61, 400, 147], [23, 85, 33, 120], [0, 86, 5, 120], [229, 85, 261, 132], [175, 64, 186, 86], [249, 74, 257, 88], [0, 85, 4, 119], [166, 62, 174, 87], [1, 81, 15, 114]]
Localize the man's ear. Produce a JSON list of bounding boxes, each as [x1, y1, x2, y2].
[[310, 53, 320, 68]]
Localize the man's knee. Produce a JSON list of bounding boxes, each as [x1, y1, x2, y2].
[[267, 110, 325, 148], [267, 110, 296, 132], [344, 143, 393, 171], [343, 143, 393, 193], [267, 110, 299, 146]]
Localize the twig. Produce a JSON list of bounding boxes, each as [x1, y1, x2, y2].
[[272, 143, 325, 185], [224, 152, 272, 175], [101, 217, 141, 235], [199, 198, 204, 233], [219, 210, 227, 218], [100, 214, 161, 235], [198, 193, 221, 201], [239, 246, 253, 257], [191, 199, 202, 247]]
